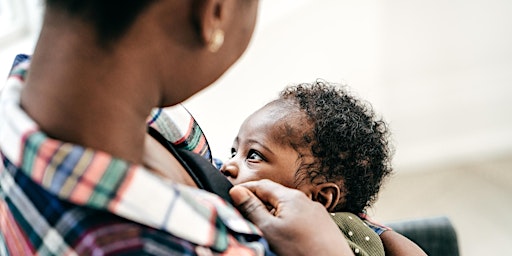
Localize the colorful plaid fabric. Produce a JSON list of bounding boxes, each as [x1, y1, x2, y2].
[[0, 55, 272, 256], [147, 106, 213, 163]]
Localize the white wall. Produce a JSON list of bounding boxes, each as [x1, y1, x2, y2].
[[376, 0, 512, 169], [2, 0, 512, 172], [0, 0, 42, 80]]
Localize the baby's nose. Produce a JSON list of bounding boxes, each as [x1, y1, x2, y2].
[[220, 162, 239, 179]]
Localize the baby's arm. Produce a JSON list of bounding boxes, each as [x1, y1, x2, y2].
[[359, 214, 427, 256], [380, 230, 427, 256]]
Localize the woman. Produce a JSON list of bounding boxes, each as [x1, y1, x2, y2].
[[0, 1, 350, 255], [0, 0, 423, 255]]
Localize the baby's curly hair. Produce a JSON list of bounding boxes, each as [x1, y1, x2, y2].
[[274, 80, 393, 214]]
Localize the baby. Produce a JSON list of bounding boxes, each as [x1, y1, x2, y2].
[[220, 80, 393, 255]]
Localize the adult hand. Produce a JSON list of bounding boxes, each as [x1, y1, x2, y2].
[[230, 179, 354, 256]]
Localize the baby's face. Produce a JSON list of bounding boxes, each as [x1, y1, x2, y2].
[[220, 106, 304, 189]]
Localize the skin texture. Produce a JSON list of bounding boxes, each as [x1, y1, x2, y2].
[[18, 0, 355, 255], [221, 104, 305, 188], [380, 231, 427, 256]]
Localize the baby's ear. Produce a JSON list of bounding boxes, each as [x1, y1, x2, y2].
[[312, 182, 344, 212]]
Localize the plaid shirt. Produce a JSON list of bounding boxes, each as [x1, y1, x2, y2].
[[147, 106, 213, 163], [0, 55, 272, 256]]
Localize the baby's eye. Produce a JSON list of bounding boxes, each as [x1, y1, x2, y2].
[[230, 148, 237, 158], [247, 150, 264, 161]]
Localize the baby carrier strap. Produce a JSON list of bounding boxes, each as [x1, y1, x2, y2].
[[147, 126, 233, 204]]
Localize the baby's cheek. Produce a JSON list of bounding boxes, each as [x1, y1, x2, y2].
[[233, 174, 259, 185]]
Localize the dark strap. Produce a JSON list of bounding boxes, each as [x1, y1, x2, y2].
[[147, 127, 233, 204]]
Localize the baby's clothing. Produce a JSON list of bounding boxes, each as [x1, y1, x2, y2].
[[331, 212, 385, 256]]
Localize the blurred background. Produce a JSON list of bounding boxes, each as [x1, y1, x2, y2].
[[1, 0, 511, 255]]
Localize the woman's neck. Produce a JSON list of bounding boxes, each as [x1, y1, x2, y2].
[[20, 17, 160, 164]]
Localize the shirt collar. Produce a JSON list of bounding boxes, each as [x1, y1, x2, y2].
[[0, 55, 262, 251]]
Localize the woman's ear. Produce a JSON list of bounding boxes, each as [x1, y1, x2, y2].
[[194, 0, 228, 52], [312, 182, 344, 212]]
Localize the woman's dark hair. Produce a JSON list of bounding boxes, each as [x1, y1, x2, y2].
[[276, 80, 393, 214], [45, 0, 156, 45]]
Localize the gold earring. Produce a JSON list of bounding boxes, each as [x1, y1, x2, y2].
[[208, 29, 224, 53]]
